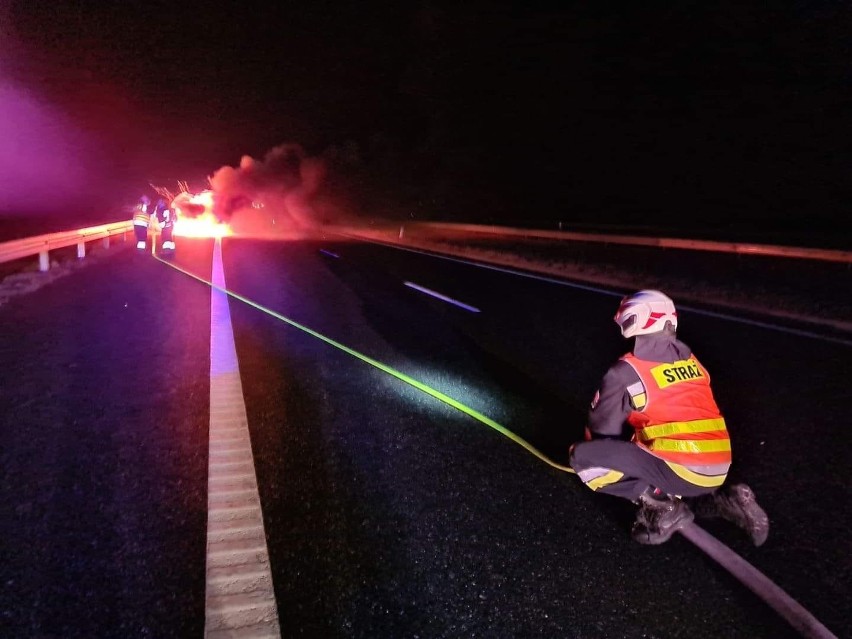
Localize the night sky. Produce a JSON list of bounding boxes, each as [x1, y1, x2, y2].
[[2, 1, 850, 240]]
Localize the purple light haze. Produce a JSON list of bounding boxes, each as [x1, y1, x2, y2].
[[0, 83, 91, 213], [0, 9, 97, 216]]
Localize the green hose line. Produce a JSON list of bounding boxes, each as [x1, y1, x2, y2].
[[156, 249, 576, 474]]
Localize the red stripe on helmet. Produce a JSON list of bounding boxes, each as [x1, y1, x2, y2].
[[641, 312, 666, 329]]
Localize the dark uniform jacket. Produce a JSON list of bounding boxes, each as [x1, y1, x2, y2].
[[154, 204, 175, 228], [588, 332, 693, 439]]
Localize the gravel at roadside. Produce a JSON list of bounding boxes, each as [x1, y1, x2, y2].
[[0, 242, 133, 308]]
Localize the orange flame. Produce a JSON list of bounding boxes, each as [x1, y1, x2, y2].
[[171, 190, 232, 238], [173, 212, 233, 238]]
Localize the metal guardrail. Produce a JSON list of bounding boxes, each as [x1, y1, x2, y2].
[[410, 222, 852, 264], [2, 218, 849, 272], [0, 220, 134, 271]]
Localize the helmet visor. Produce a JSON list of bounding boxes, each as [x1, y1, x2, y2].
[[616, 313, 636, 335]]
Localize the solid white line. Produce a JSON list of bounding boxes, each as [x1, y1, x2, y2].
[[404, 281, 481, 313], [205, 237, 281, 639]]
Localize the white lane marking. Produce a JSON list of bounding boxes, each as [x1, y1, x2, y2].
[[404, 281, 481, 313], [319, 248, 340, 258], [205, 237, 281, 639], [341, 233, 852, 346]]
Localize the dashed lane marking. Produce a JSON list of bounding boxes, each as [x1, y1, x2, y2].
[[204, 237, 281, 638], [339, 232, 852, 346], [404, 281, 481, 312]]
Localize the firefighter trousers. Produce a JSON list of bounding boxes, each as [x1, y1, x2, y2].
[[133, 223, 148, 244], [570, 439, 717, 501]]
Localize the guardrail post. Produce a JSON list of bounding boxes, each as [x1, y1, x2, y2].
[[399, 225, 405, 239], [103, 236, 110, 249], [39, 251, 49, 272], [77, 241, 86, 259]]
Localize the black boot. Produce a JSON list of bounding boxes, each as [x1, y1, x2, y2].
[[686, 484, 769, 547], [632, 489, 694, 545]]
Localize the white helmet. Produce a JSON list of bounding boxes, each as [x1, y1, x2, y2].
[[614, 290, 678, 338]]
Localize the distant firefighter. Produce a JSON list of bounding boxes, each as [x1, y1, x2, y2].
[[153, 198, 177, 253], [132, 195, 152, 250]]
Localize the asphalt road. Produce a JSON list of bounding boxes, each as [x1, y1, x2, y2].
[[1, 235, 848, 638]]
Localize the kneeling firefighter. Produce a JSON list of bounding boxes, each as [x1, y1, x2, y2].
[[569, 290, 769, 546]]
